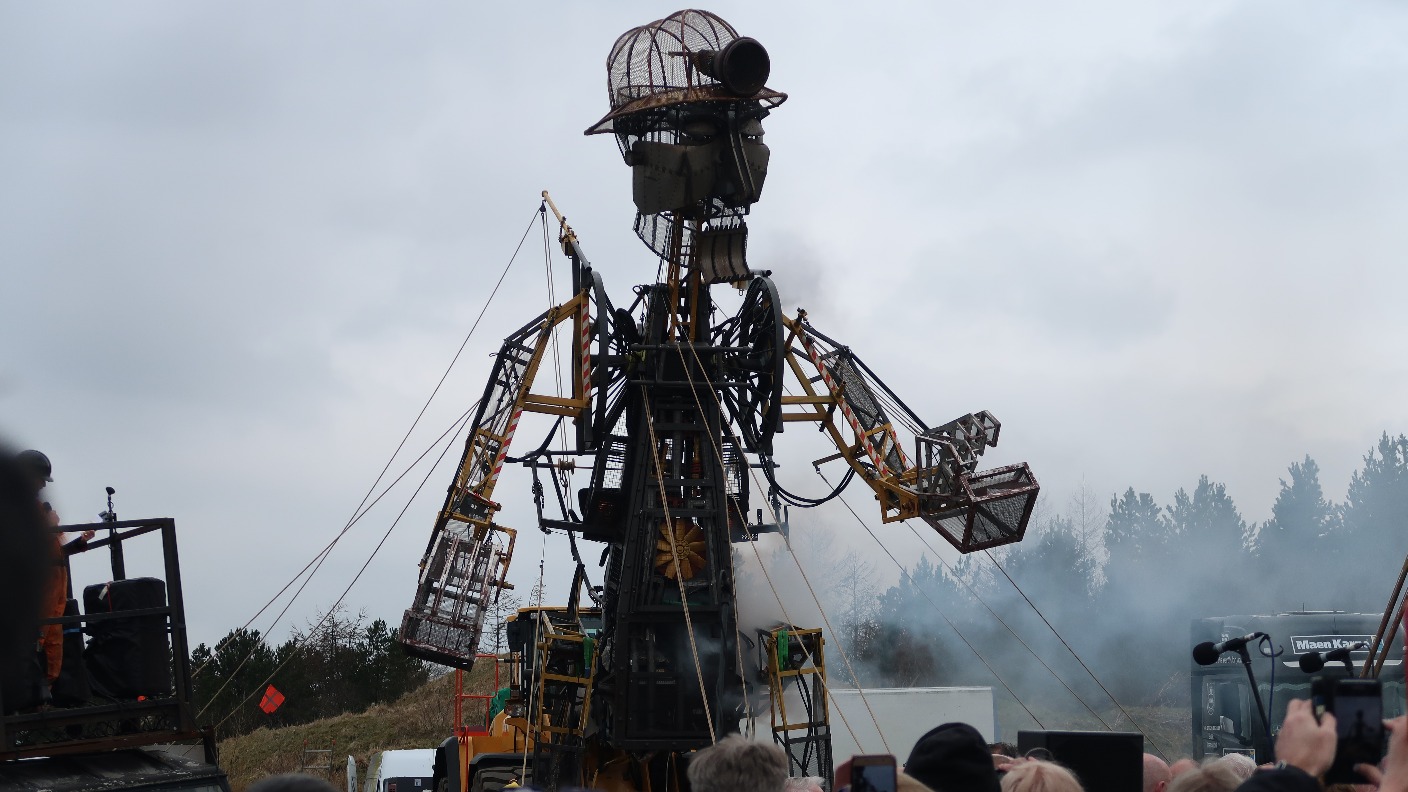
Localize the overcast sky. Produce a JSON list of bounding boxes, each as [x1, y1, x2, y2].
[[4, 1, 1408, 657]]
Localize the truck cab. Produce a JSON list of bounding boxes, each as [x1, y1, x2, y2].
[[364, 749, 437, 792], [1191, 612, 1406, 762]]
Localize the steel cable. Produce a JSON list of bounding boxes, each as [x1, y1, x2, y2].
[[670, 340, 885, 753], [195, 401, 478, 717], [193, 206, 540, 681], [978, 548, 1176, 760], [640, 390, 719, 743], [212, 404, 476, 731]]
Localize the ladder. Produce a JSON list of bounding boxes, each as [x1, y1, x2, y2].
[[299, 738, 335, 778]]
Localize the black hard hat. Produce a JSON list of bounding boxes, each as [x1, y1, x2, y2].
[[16, 449, 53, 482]]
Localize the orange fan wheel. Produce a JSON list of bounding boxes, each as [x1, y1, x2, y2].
[[654, 518, 706, 581]]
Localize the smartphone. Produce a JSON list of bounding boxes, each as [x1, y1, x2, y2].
[[850, 755, 897, 792], [1324, 678, 1385, 785]]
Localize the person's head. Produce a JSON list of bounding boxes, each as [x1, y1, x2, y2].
[[0, 446, 47, 691], [688, 735, 788, 792], [905, 723, 1000, 792], [1164, 761, 1241, 792], [1168, 759, 1198, 778], [1207, 754, 1254, 781], [896, 771, 935, 792], [15, 449, 51, 493], [999, 760, 1084, 792], [784, 776, 826, 792], [1143, 753, 1172, 792], [246, 775, 339, 792], [990, 743, 1020, 759]]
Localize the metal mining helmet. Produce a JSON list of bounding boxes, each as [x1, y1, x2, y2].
[[586, 9, 787, 281]]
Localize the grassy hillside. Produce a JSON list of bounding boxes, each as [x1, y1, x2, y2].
[[219, 666, 1192, 791], [219, 664, 498, 792]]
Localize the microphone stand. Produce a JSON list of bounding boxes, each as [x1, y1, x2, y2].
[[1235, 645, 1274, 764]]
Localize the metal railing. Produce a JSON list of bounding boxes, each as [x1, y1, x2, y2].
[[0, 517, 207, 762]]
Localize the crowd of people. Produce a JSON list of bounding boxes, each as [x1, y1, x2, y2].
[[244, 703, 1408, 792]]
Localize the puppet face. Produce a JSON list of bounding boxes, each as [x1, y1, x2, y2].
[[622, 101, 770, 219]]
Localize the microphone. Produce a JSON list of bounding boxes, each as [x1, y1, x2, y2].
[[1297, 642, 1368, 673], [1193, 633, 1267, 666]]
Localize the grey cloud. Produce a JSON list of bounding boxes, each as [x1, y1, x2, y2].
[[4, 1, 1408, 650]]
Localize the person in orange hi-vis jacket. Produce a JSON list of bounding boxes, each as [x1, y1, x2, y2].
[[16, 450, 94, 684]]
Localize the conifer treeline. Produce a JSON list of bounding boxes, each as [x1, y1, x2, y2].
[[192, 610, 429, 738], [828, 432, 1408, 709]]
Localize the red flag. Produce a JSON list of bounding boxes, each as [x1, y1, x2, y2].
[[259, 684, 285, 714]]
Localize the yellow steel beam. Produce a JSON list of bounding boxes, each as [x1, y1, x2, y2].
[[523, 393, 591, 409], [781, 395, 834, 405]]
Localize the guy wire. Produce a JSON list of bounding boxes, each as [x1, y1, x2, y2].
[[641, 389, 718, 743], [195, 205, 538, 679], [214, 403, 475, 731], [979, 547, 1175, 761], [660, 340, 865, 749], [195, 402, 477, 715], [672, 339, 886, 753], [818, 470, 1063, 730]]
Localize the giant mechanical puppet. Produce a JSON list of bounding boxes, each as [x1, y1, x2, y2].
[[399, 10, 1040, 792]]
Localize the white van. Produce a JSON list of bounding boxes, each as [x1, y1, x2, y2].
[[359, 749, 436, 792]]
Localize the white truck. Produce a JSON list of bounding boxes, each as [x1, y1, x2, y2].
[[357, 749, 437, 792], [827, 687, 996, 760], [744, 686, 996, 764]]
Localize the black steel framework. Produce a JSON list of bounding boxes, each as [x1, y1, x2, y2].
[[0, 518, 213, 765]]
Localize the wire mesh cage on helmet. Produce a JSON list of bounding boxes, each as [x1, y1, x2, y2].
[[588, 9, 786, 275], [587, 10, 786, 139]]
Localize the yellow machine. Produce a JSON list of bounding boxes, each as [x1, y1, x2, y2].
[[436, 606, 599, 792]]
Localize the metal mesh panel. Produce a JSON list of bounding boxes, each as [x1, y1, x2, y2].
[[970, 496, 1027, 546], [918, 464, 1038, 553], [781, 734, 833, 781], [722, 437, 745, 497], [399, 527, 507, 669], [925, 511, 970, 548], [452, 343, 533, 525], [596, 435, 630, 490], [914, 411, 1001, 498], [820, 349, 905, 475], [607, 11, 740, 110]]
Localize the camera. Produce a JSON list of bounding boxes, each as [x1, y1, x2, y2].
[[1312, 677, 1385, 785]]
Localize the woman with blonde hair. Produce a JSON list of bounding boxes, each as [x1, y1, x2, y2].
[[999, 760, 1084, 792], [1164, 761, 1241, 792]]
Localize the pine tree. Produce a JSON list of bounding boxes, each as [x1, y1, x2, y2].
[[191, 627, 277, 737], [1103, 488, 1170, 590], [866, 555, 969, 686], [829, 551, 880, 665], [1254, 456, 1337, 609], [1339, 434, 1408, 610]]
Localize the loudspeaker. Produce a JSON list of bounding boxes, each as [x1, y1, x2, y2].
[[1016, 730, 1143, 792], [83, 577, 171, 699]]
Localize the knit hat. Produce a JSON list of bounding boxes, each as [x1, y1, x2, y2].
[[903, 723, 1000, 792]]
